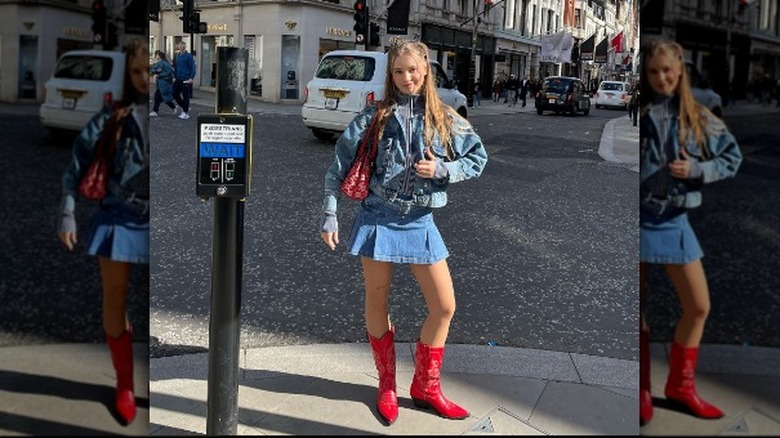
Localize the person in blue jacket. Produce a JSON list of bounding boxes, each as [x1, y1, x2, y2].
[[319, 40, 488, 426], [149, 50, 177, 117], [639, 37, 742, 426], [172, 40, 196, 120], [58, 38, 149, 426]]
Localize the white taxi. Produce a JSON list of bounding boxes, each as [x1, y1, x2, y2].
[[594, 80, 630, 110], [40, 50, 126, 133]]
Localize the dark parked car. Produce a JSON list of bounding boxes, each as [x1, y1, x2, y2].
[[535, 76, 591, 116]]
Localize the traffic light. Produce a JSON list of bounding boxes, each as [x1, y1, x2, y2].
[[91, 0, 107, 45], [369, 22, 380, 48], [189, 11, 200, 33], [182, 0, 193, 33], [353, 0, 368, 45], [149, 0, 160, 21], [106, 22, 119, 50]]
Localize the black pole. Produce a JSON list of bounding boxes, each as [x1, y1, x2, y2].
[[207, 46, 248, 436]]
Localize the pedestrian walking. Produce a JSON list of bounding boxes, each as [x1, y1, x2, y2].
[[506, 74, 519, 106], [319, 39, 488, 426], [149, 50, 177, 117], [492, 78, 502, 102], [639, 38, 743, 427], [57, 38, 150, 426], [473, 81, 481, 108], [519, 76, 530, 107], [628, 83, 639, 127], [172, 40, 196, 120]]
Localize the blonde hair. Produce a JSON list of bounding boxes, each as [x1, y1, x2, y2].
[[641, 38, 711, 156], [372, 40, 462, 159]]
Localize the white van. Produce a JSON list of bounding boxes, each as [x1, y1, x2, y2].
[[594, 80, 630, 109], [302, 49, 469, 141], [39, 50, 126, 133]]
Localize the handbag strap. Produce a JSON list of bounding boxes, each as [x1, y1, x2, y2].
[[360, 113, 380, 160]]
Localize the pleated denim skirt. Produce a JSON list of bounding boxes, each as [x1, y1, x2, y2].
[[640, 207, 703, 265], [86, 196, 150, 264], [347, 194, 449, 264]]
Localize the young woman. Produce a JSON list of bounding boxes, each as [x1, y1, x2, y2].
[[319, 40, 488, 425], [639, 38, 742, 426], [149, 49, 177, 117], [58, 38, 149, 425]]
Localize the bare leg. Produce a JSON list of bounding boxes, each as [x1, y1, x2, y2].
[[361, 257, 394, 339], [98, 256, 132, 337], [665, 260, 710, 348], [410, 259, 456, 347]]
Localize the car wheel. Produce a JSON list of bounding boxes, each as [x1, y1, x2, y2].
[[536, 107, 543, 115], [312, 128, 334, 141], [457, 107, 468, 119], [595, 104, 601, 109]]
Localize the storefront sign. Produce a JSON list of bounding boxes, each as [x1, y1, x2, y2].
[[326, 27, 351, 38], [63, 27, 90, 39], [208, 23, 229, 32]]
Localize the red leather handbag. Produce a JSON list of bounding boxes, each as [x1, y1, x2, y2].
[[341, 116, 379, 201], [78, 105, 129, 201]]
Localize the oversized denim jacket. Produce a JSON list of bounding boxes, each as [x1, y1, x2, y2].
[[61, 104, 148, 213], [322, 97, 488, 215], [640, 97, 742, 212]]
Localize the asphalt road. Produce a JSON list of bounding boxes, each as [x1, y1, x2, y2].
[[644, 111, 780, 348], [148, 102, 639, 361]]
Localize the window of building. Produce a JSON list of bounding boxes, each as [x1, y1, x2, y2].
[[575, 8, 582, 28], [505, 0, 515, 29], [532, 4, 537, 35]]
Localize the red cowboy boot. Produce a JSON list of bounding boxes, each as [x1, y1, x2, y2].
[[664, 342, 723, 419], [410, 340, 469, 420], [640, 325, 653, 426], [367, 325, 398, 425], [106, 327, 136, 424]]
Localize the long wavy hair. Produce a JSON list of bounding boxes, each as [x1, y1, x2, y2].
[[372, 40, 462, 159], [640, 37, 710, 154], [121, 38, 149, 105]]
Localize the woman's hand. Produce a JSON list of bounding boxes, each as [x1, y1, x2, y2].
[[59, 231, 77, 251], [58, 211, 77, 251], [321, 231, 339, 251], [414, 148, 438, 179], [668, 147, 692, 179]]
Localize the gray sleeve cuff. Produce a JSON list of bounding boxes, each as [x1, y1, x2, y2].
[[433, 159, 449, 180], [320, 212, 338, 233], [688, 159, 703, 180]]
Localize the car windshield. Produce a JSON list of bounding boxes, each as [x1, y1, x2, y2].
[[53, 55, 113, 81], [544, 78, 571, 93], [600, 82, 624, 91], [315, 56, 376, 81]]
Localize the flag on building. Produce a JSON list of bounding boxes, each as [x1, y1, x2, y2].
[[563, 0, 576, 27], [540, 31, 573, 64], [610, 31, 624, 53]]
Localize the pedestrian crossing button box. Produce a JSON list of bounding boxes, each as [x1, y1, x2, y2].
[[196, 114, 253, 198]]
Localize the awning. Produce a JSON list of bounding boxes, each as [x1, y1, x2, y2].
[[594, 38, 608, 63], [580, 34, 595, 61]]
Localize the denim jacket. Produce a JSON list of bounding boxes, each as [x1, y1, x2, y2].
[[640, 96, 742, 213], [60, 103, 148, 214], [322, 96, 488, 215]]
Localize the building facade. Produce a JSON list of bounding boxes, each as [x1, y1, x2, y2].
[[150, 0, 631, 103], [0, 0, 96, 103]]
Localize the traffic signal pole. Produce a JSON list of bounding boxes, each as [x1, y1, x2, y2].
[[353, 0, 368, 49]]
